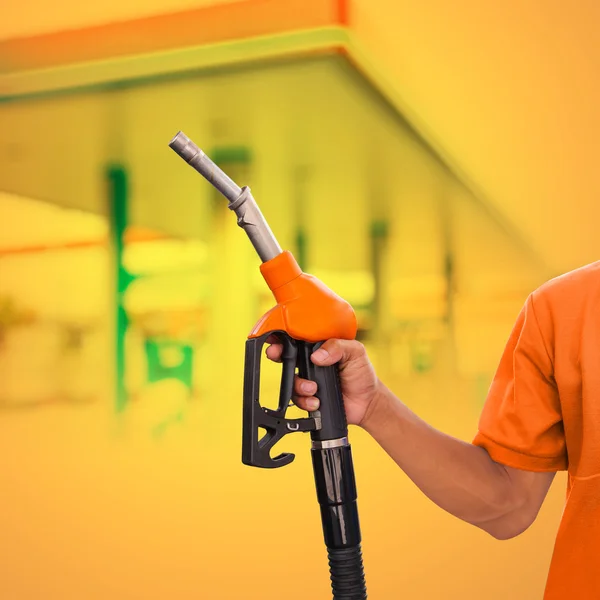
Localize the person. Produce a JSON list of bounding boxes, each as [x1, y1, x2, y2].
[[266, 260, 600, 600]]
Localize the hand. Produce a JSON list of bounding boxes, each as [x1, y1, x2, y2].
[[265, 337, 381, 427]]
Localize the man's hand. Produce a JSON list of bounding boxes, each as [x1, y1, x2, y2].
[[265, 337, 380, 427]]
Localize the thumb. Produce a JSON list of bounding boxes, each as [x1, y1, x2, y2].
[[310, 339, 364, 367]]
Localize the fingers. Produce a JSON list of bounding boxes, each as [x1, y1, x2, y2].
[[265, 343, 283, 362], [267, 337, 365, 368], [293, 376, 320, 411], [310, 338, 364, 368], [263, 341, 320, 409], [266, 336, 365, 368], [294, 376, 317, 396], [294, 394, 320, 412]]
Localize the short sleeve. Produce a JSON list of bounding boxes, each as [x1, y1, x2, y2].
[[472, 293, 568, 472]]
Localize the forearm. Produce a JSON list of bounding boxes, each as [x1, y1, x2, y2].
[[361, 382, 526, 538]]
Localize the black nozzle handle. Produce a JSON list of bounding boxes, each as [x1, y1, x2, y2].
[[297, 340, 367, 599]]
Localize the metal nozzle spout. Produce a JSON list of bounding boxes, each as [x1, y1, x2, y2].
[[169, 131, 242, 203], [169, 131, 283, 262]]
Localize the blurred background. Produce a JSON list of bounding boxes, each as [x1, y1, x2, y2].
[[0, 0, 598, 598]]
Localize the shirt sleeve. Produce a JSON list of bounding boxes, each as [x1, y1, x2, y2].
[[472, 292, 568, 472]]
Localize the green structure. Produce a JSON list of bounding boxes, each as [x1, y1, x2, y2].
[[107, 164, 134, 413], [107, 164, 195, 420]]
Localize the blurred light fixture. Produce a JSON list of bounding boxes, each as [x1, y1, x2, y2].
[[122, 238, 208, 275]]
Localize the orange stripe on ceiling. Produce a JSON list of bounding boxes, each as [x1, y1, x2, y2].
[[0, 0, 343, 74], [0, 240, 107, 256], [337, 0, 350, 26], [122, 226, 168, 244], [0, 227, 168, 256]]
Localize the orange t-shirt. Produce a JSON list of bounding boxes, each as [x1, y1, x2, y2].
[[472, 261, 600, 600]]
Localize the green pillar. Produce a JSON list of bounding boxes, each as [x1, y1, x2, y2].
[[370, 219, 389, 337], [107, 164, 135, 413], [295, 228, 307, 271]]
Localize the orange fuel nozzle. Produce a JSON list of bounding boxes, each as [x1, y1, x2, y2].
[[249, 251, 357, 343]]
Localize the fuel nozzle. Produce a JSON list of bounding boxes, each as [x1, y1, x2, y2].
[[169, 131, 282, 263]]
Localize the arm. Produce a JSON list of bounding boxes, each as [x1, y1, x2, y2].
[[361, 381, 556, 540]]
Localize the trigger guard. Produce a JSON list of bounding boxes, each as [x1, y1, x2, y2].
[[242, 330, 319, 469]]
